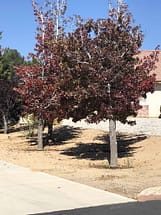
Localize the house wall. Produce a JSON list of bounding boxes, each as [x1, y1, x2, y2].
[[138, 83, 161, 118]]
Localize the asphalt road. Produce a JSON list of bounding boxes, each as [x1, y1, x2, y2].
[[31, 201, 161, 215]]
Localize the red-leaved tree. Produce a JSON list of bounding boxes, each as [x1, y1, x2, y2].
[[61, 2, 159, 167], [15, 0, 68, 149], [0, 78, 21, 134]]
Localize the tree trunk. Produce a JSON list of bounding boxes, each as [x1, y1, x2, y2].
[[47, 121, 53, 140], [37, 118, 44, 150], [2, 113, 8, 134], [109, 118, 118, 168]]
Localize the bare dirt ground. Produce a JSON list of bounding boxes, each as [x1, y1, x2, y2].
[[1, 125, 161, 199]]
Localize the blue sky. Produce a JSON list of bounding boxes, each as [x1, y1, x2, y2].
[[0, 0, 161, 58]]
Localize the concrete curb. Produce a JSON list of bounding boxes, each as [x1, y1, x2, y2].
[[137, 187, 161, 201]]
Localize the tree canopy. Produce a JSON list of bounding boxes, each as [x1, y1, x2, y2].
[[0, 46, 24, 133], [62, 4, 159, 124], [0, 48, 24, 80]]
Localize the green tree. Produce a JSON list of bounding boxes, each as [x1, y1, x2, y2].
[[0, 48, 24, 133], [0, 48, 24, 79]]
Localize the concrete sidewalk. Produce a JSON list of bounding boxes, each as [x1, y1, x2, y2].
[[0, 160, 134, 215]]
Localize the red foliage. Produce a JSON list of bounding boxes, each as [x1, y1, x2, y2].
[[61, 4, 159, 124], [15, 0, 67, 122], [15, 2, 159, 126]]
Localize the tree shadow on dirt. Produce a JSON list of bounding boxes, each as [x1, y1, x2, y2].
[[26, 126, 81, 147], [0, 125, 30, 134], [61, 133, 147, 162], [47, 126, 81, 146]]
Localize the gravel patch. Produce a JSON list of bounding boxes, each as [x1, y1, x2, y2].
[[62, 118, 161, 136]]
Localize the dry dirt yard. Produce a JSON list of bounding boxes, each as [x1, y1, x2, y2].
[[1, 125, 161, 199]]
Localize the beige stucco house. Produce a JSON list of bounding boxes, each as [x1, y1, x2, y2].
[[137, 51, 161, 118]]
